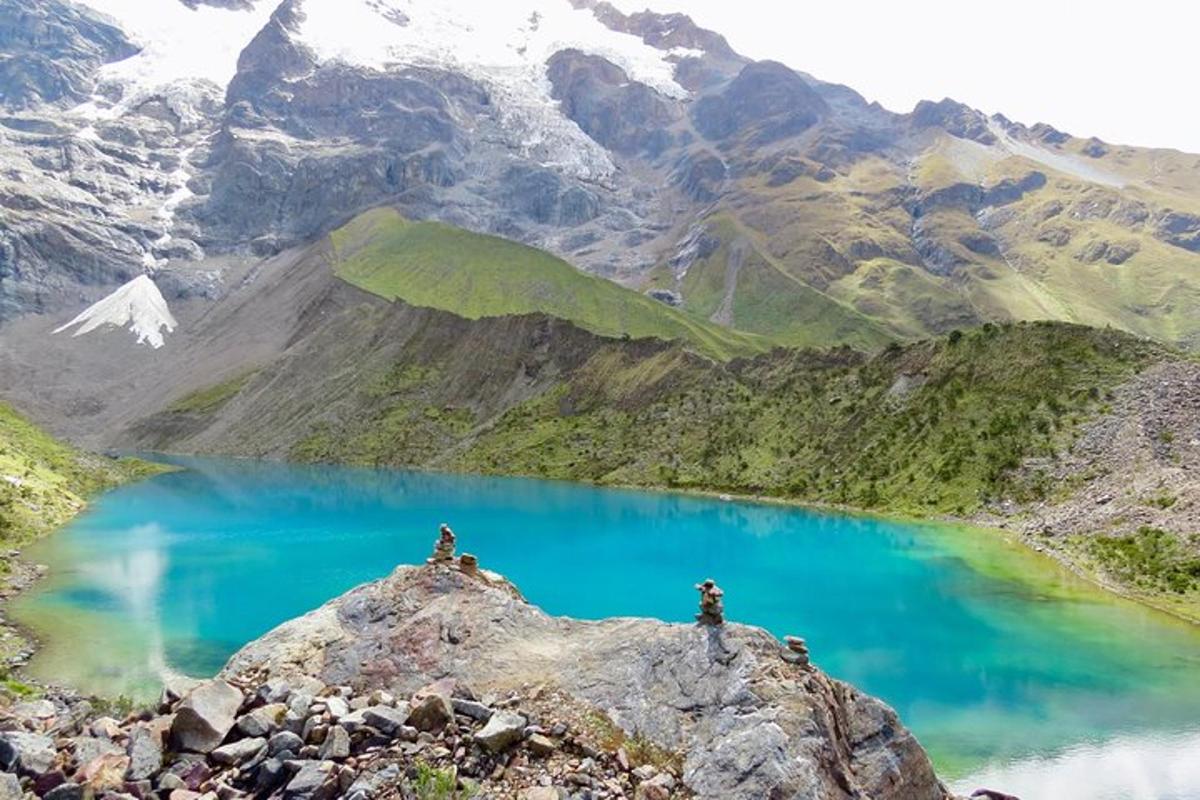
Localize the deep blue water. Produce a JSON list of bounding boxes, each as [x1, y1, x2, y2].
[[14, 456, 1200, 796]]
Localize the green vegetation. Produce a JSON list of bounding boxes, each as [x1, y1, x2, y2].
[[168, 372, 255, 415], [452, 322, 1158, 517], [411, 762, 477, 800], [0, 671, 39, 699], [291, 321, 1160, 520], [1089, 527, 1200, 594], [0, 402, 166, 566], [328, 207, 768, 361], [658, 214, 892, 350], [580, 711, 682, 774]]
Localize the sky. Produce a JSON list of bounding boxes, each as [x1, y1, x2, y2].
[[610, 0, 1199, 153]]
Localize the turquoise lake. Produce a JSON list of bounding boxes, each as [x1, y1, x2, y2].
[[13, 456, 1200, 798]]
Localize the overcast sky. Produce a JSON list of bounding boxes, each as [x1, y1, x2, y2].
[[610, 0, 1198, 153]]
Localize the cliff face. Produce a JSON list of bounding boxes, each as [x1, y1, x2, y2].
[[224, 562, 951, 800]]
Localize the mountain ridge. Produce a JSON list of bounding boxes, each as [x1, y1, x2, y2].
[[3, 0, 1200, 349]]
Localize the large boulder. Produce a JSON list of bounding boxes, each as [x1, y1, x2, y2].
[[0, 731, 56, 775], [223, 565, 952, 800], [126, 723, 166, 780], [474, 710, 526, 753], [169, 680, 245, 753]]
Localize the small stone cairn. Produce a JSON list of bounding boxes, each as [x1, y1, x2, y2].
[[427, 523, 456, 565], [426, 525, 481, 578], [694, 579, 725, 625], [781, 635, 811, 667]]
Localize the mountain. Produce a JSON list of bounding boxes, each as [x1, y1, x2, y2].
[[2, 0, 1199, 349]]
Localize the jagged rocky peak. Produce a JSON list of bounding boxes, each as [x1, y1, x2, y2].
[[0, 0, 137, 109], [910, 97, 996, 144], [224, 558, 954, 799]]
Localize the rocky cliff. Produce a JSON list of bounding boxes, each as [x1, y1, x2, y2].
[[221, 560, 952, 800]]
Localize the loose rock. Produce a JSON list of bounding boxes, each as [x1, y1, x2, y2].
[[170, 681, 243, 753]]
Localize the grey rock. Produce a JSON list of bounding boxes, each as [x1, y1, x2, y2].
[[210, 737, 267, 766], [224, 566, 949, 800], [237, 704, 286, 737], [72, 736, 123, 768], [323, 697, 349, 720], [169, 680, 244, 753], [267, 731, 304, 757], [450, 698, 492, 722], [360, 705, 409, 736], [318, 726, 349, 760], [43, 783, 83, 800], [0, 772, 20, 800], [257, 678, 291, 704], [475, 710, 526, 753], [282, 761, 333, 800], [0, 730, 56, 775], [126, 726, 164, 781], [157, 774, 186, 791], [254, 757, 287, 795]]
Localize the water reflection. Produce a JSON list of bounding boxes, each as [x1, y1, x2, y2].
[[955, 731, 1200, 800]]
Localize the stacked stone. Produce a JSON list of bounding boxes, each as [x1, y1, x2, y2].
[[426, 524, 455, 565], [694, 579, 724, 626], [0, 675, 688, 800], [781, 635, 811, 667]]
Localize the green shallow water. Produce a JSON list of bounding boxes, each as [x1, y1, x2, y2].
[[12, 456, 1200, 798]]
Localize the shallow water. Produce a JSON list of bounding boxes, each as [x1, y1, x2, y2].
[[13, 456, 1200, 795]]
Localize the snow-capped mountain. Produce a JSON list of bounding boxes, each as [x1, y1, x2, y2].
[[2, 0, 1200, 348]]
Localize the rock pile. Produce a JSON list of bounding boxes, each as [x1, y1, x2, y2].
[[0, 674, 691, 800]]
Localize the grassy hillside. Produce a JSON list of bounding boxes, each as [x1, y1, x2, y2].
[[328, 208, 770, 361], [451, 322, 1161, 515], [284, 320, 1160, 517], [665, 130, 1200, 349], [0, 403, 160, 568], [647, 215, 893, 349]]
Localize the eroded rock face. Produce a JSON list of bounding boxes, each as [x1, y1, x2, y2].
[[0, 0, 136, 109], [224, 564, 951, 800]]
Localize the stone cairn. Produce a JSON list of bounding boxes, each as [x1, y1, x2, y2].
[[694, 579, 725, 625], [427, 523, 456, 565], [781, 635, 811, 667]]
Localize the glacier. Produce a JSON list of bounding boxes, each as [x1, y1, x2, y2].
[[53, 275, 179, 349]]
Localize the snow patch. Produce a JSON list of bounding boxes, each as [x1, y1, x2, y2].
[[72, 0, 276, 115], [294, 0, 694, 180], [53, 275, 178, 349]]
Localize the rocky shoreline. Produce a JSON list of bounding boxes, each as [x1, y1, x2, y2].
[[0, 555, 965, 800], [0, 670, 696, 800], [0, 556, 46, 673]]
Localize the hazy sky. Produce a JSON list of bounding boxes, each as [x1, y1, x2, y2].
[[610, 0, 1198, 153]]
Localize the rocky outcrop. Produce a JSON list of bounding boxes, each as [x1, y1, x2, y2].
[[910, 99, 995, 144], [223, 562, 953, 800], [546, 49, 680, 157], [0, 0, 136, 109], [691, 61, 829, 146]]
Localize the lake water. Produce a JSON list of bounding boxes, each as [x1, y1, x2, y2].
[[13, 457, 1200, 798]]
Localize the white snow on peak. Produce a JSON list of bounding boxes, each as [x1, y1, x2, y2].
[[53, 275, 178, 349], [72, 0, 276, 116], [294, 0, 694, 180]]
